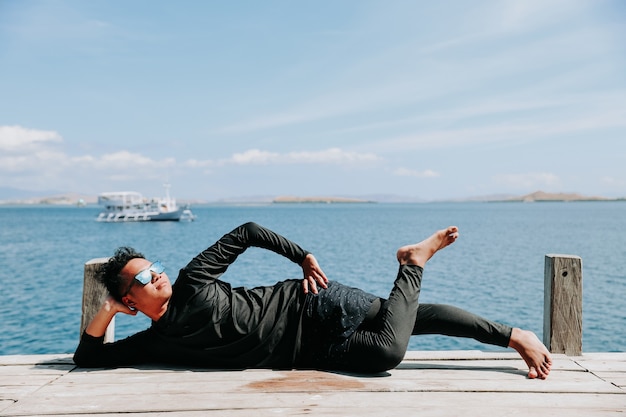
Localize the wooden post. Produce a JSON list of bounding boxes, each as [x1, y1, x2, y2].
[[80, 257, 114, 343], [543, 254, 582, 355]]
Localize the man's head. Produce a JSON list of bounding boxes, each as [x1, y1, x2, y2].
[[101, 247, 145, 302], [101, 247, 173, 318]]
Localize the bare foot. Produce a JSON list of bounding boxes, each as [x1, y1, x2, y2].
[[508, 328, 553, 379], [397, 226, 459, 267]]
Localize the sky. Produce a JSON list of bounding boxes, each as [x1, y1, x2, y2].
[[1, 0, 625, 201]]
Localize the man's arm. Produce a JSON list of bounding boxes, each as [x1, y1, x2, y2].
[[185, 222, 308, 276], [183, 222, 328, 292], [74, 296, 151, 368], [74, 327, 155, 368], [85, 295, 136, 338]]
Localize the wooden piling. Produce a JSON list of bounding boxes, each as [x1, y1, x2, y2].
[[543, 254, 583, 355], [80, 258, 114, 343]]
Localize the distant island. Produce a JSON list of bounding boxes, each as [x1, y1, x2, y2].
[[0, 190, 624, 205], [498, 191, 614, 203], [272, 191, 617, 204], [272, 196, 375, 204]]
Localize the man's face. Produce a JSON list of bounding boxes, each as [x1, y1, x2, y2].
[[120, 258, 172, 314]]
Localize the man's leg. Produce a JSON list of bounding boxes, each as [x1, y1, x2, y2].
[[412, 303, 512, 346], [333, 226, 459, 373], [411, 303, 552, 379]]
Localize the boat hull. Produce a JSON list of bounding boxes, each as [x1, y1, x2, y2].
[[96, 209, 183, 222]]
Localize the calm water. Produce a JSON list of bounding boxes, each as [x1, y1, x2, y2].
[[1, 202, 624, 355]]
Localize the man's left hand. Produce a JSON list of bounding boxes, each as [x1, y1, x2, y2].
[[301, 254, 329, 294]]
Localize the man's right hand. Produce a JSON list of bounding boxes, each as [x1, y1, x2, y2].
[[103, 295, 138, 316], [301, 254, 329, 295], [85, 295, 137, 338]]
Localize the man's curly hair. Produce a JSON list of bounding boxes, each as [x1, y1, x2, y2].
[[100, 247, 145, 301]]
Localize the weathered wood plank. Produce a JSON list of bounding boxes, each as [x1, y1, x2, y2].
[[0, 401, 15, 415], [62, 367, 536, 384], [0, 365, 74, 375], [4, 391, 625, 416], [1, 353, 624, 416], [0, 386, 46, 401], [575, 352, 626, 361], [0, 354, 73, 366], [6, 407, 624, 417], [399, 356, 580, 372], [47, 371, 622, 395], [593, 372, 626, 387], [403, 350, 515, 360], [575, 358, 626, 372], [544, 254, 583, 355], [81, 258, 114, 343], [0, 375, 67, 391]]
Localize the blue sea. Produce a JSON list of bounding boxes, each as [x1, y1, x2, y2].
[[1, 202, 624, 356]]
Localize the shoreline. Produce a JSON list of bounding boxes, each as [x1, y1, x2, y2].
[[2, 198, 625, 207]]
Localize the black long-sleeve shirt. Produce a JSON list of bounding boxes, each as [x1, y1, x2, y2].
[[74, 222, 375, 369]]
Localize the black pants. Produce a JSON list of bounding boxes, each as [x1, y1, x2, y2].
[[337, 265, 512, 373]]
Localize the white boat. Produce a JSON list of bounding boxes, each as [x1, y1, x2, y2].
[[96, 185, 196, 222]]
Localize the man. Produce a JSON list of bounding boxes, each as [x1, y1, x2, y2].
[[74, 222, 551, 379]]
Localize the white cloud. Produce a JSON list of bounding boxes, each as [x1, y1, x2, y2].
[[97, 151, 167, 169], [282, 148, 380, 164], [493, 172, 561, 189], [0, 152, 69, 175], [0, 126, 180, 190], [393, 168, 440, 178], [0, 125, 63, 152], [214, 148, 381, 166], [0, 127, 383, 193], [230, 149, 281, 165]]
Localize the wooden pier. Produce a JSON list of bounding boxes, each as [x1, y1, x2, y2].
[[1, 350, 625, 416], [2, 254, 623, 415]]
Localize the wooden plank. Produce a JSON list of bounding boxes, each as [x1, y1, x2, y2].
[[0, 400, 15, 415], [5, 407, 624, 417], [0, 375, 62, 386], [574, 352, 626, 361], [399, 356, 580, 372], [1, 354, 625, 416], [4, 390, 625, 416], [594, 372, 626, 387], [0, 354, 73, 366], [0, 386, 47, 401], [402, 350, 527, 360], [544, 254, 583, 355], [0, 365, 74, 375], [575, 358, 626, 372], [81, 258, 114, 343], [54, 364, 626, 393]]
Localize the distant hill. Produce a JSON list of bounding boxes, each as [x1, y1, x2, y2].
[[273, 196, 375, 204], [502, 191, 612, 202]]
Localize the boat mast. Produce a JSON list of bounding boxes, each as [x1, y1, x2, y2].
[[164, 183, 171, 200]]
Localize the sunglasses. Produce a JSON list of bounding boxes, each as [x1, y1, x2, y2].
[[122, 260, 165, 297]]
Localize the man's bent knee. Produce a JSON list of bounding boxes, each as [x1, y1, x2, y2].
[[358, 345, 405, 373]]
